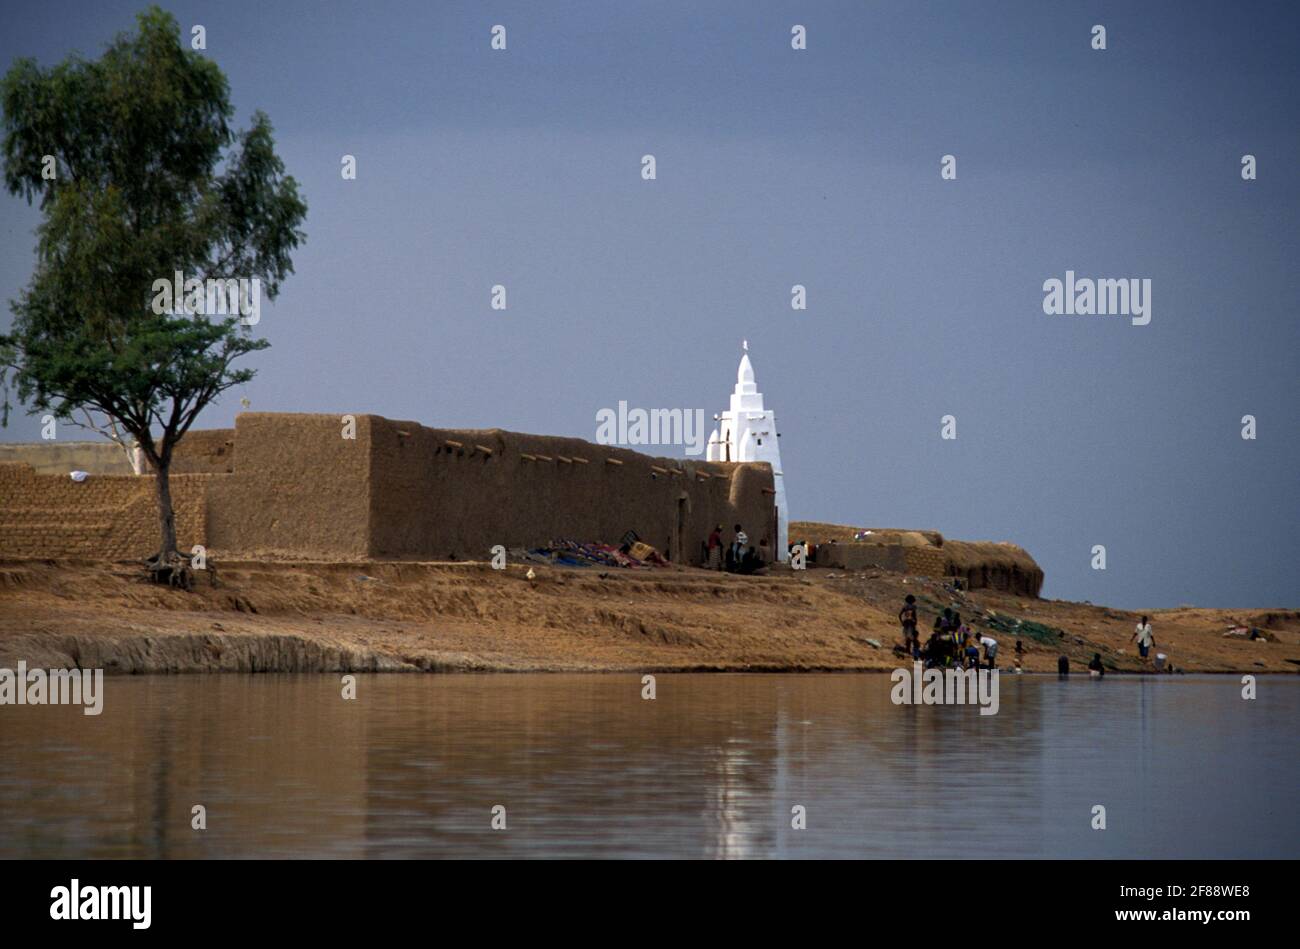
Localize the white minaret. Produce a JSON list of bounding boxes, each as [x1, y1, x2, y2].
[[707, 341, 789, 561]]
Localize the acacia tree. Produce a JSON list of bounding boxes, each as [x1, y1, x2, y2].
[[0, 6, 306, 580]]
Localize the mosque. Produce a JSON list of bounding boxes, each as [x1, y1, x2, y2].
[[0, 338, 1046, 593], [707, 343, 789, 562]]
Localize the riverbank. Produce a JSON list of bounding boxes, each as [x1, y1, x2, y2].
[[1, 558, 1296, 674]]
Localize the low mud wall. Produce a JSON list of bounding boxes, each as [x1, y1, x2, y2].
[[943, 539, 1043, 598], [0, 463, 208, 560], [800, 523, 1043, 597], [813, 541, 947, 577], [0, 441, 135, 475]]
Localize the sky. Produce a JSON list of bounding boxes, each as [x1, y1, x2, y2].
[[1, 0, 1296, 609]]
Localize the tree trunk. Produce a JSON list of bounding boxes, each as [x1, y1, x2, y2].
[[154, 459, 179, 563]]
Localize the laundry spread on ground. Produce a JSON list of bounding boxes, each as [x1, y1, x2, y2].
[[520, 539, 669, 569]]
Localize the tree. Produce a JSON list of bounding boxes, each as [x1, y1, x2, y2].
[[0, 6, 306, 582]]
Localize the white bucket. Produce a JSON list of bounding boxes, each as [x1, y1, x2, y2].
[[1154, 653, 1167, 671]]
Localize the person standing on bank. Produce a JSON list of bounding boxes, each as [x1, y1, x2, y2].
[[1131, 616, 1155, 665], [729, 524, 748, 569], [899, 595, 918, 652], [980, 633, 998, 670]]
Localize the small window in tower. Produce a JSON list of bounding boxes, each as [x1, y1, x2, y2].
[[757, 438, 762, 445]]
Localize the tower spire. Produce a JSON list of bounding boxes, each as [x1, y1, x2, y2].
[[706, 343, 788, 561]]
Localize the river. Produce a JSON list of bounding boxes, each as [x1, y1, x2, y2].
[[1, 672, 1295, 858]]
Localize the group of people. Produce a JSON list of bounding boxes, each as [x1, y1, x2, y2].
[[901, 611, 1157, 677], [898, 595, 1000, 670], [705, 523, 762, 574]]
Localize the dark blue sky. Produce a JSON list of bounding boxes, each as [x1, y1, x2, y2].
[[2, 1, 1297, 609]]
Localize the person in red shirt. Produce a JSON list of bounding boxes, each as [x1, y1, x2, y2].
[[706, 524, 723, 571]]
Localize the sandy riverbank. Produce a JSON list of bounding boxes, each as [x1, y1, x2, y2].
[[1, 558, 1296, 675]]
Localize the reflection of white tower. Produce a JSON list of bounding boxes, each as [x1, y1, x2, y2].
[[707, 342, 789, 561]]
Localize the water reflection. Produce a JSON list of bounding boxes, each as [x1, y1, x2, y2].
[[0, 673, 1295, 858]]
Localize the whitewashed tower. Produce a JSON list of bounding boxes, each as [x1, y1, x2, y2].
[[706, 342, 789, 561]]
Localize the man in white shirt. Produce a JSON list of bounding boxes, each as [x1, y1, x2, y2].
[[724, 524, 749, 572], [1131, 616, 1155, 662], [980, 635, 998, 669]]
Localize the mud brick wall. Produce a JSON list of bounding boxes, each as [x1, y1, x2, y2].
[[0, 463, 209, 560], [943, 539, 1044, 597], [0, 429, 235, 476], [812, 536, 1042, 597], [171, 428, 236, 473], [1, 412, 778, 565], [814, 541, 909, 572], [366, 415, 775, 563], [204, 413, 371, 560], [904, 546, 947, 578], [0, 417, 1043, 592]]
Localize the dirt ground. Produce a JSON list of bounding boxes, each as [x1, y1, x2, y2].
[[1, 557, 1296, 674]]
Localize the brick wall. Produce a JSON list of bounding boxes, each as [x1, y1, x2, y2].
[[903, 546, 947, 577], [0, 463, 208, 560]]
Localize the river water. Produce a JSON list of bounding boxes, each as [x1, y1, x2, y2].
[[1, 672, 1295, 859]]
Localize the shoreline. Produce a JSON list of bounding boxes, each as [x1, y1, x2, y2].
[[2, 558, 1296, 676]]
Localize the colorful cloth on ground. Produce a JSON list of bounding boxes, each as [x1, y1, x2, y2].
[[527, 539, 667, 569]]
